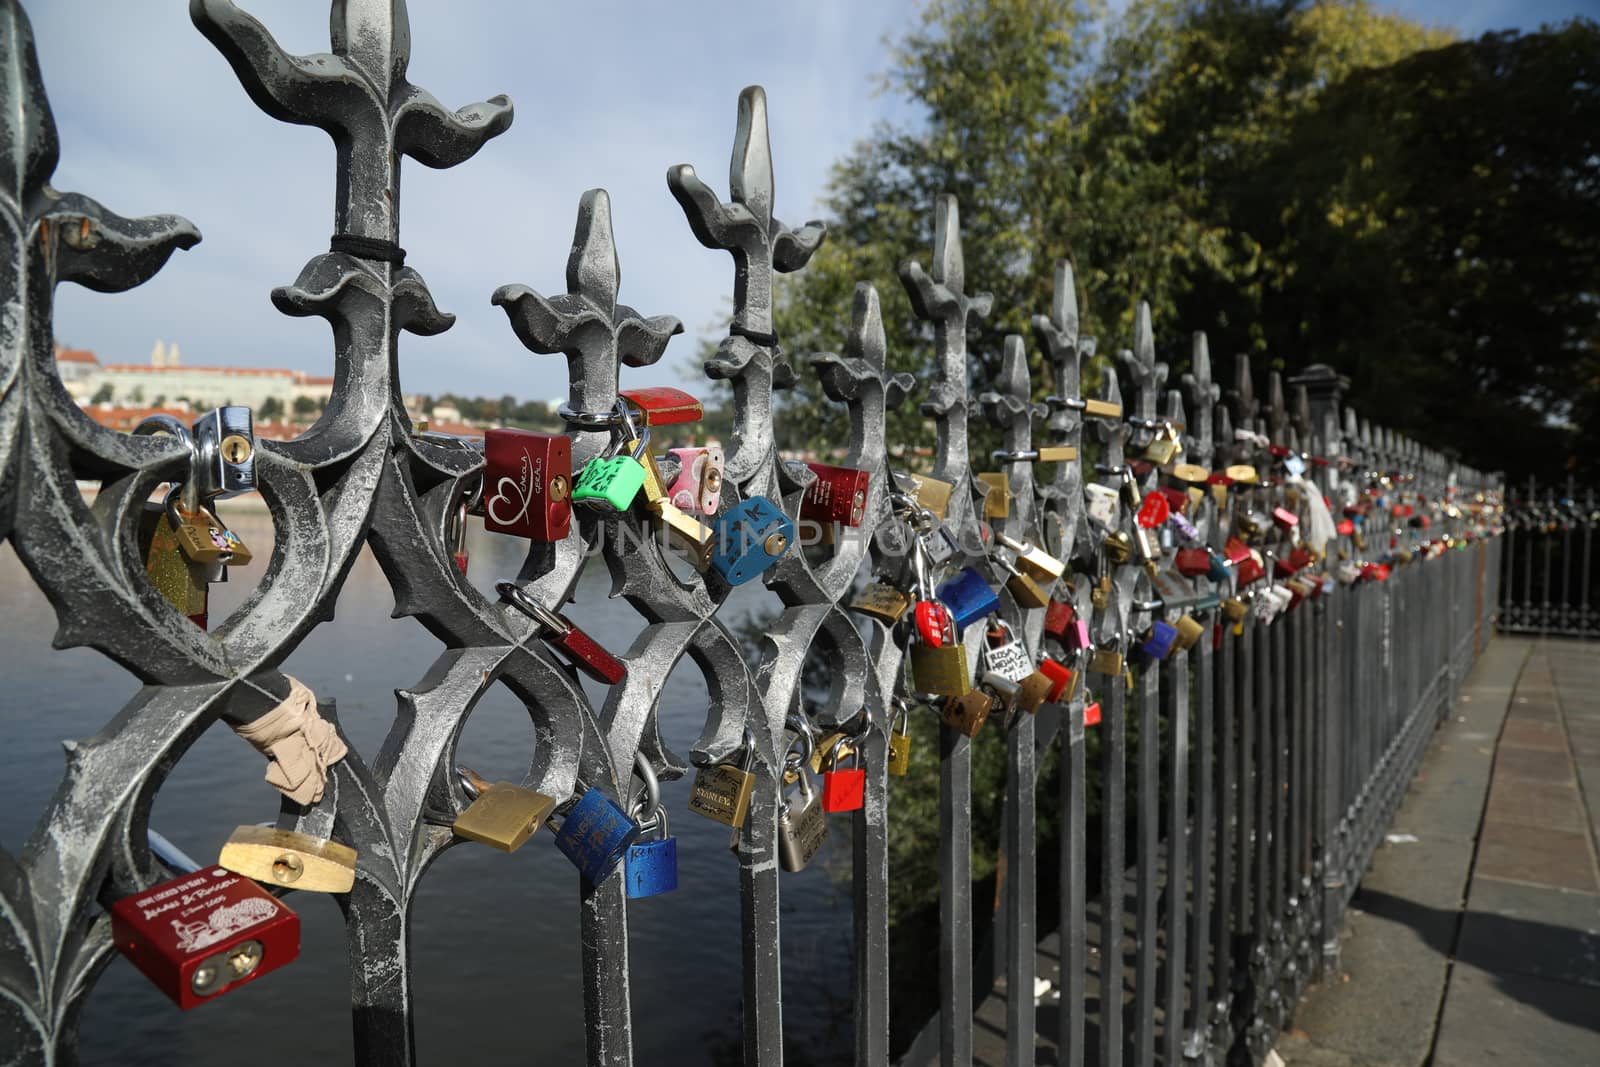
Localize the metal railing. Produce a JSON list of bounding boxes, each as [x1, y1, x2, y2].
[[1499, 476, 1599, 638], [0, 2, 1503, 1065]]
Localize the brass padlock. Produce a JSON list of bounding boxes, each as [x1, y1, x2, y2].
[[624, 438, 670, 512], [910, 640, 972, 696], [899, 472, 954, 518], [138, 504, 208, 620], [1083, 398, 1122, 419], [452, 768, 559, 853], [1143, 423, 1182, 465], [172, 506, 252, 566], [995, 533, 1066, 581], [657, 500, 714, 570], [1089, 647, 1124, 675], [1013, 671, 1053, 714], [1090, 574, 1112, 611], [1225, 464, 1259, 485], [1171, 463, 1209, 484], [1172, 615, 1206, 652], [808, 731, 856, 776], [850, 582, 912, 624], [941, 690, 994, 737], [1102, 530, 1133, 565], [688, 743, 759, 829], [887, 704, 912, 776], [1220, 597, 1249, 622], [976, 472, 1011, 519], [218, 825, 357, 893], [1036, 444, 1078, 463]]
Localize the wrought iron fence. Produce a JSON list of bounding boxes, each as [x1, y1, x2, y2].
[[0, 2, 1503, 1065], [1499, 476, 1599, 638]]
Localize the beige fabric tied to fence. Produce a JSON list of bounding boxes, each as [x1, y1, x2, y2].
[[231, 676, 348, 805]]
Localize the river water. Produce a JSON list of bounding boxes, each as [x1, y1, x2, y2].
[[0, 509, 857, 1065]]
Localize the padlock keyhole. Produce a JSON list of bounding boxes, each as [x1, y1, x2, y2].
[[271, 853, 304, 884]]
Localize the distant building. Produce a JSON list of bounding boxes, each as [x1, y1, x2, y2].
[[53, 345, 100, 386], [62, 338, 334, 411]]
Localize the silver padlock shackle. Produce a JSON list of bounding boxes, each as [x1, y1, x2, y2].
[[629, 753, 669, 837], [134, 415, 200, 515]]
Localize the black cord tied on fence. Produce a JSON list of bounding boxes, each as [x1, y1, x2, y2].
[[330, 233, 406, 264]]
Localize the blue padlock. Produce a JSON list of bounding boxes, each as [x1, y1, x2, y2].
[[1141, 620, 1179, 660], [709, 496, 795, 585], [553, 787, 641, 885], [937, 567, 1001, 631], [1207, 551, 1231, 584], [624, 806, 678, 899]]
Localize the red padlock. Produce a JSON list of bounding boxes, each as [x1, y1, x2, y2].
[[1235, 552, 1266, 586], [1158, 486, 1189, 515], [1038, 657, 1074, 702], [498, 582, 628, 685], [1223, 538, 1252, 567], [1043, 598, 1077, 642], [479, 428, 572, 542], [916, 600, 956, 648], [1336, 518, 1355, 536], [619, 387, 703, 427], [110, 866, 299, 1010], [1271, 506, 1299, 534], [1175, 547, 1212, 578], [1136, 493, 1170, 529], [1083, 701, 1102, 727], [800, 463, 871, 527], [820, 738, 866, 813]]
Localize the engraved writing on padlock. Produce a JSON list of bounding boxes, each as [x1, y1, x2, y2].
[[942, 689, 994, 737], [667, 445, 724, 515], [688, 753, 757, 828], [624, 808, 678, 899], [138, 503, 209, 626], [801, 463, 871, 528], [110, 865, 298, 1010], [480, 428, 572, 541], [572, 454, 648, 512], [553, 789, 641, 885], [218, 826, 357, 894], [710, 496, 794, 585], [937, 568, 1001, 631], [778, 769, 829, 872], [851, 582, 913, 624], [982, 629, 1034, 683]]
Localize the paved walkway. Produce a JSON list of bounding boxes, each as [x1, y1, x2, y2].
[[1279, 637, 1600, 1066]]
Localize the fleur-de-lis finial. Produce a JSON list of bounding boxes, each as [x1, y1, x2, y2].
[[1117, 301, 1167, 424], [979, 336, 1047, 527], [1034, 261, 1096, 441], [810, 283, 914, 469], [192, 0, 512, 244], [1093, 361, 1129, 468], [1266, 370, 1287, 444], [668, 86, 825, 341], [899, 195, 993, 488], [1228, 354, 1258, 461], [1182, 332, 1220, 467], [493, 189, 683, 419]]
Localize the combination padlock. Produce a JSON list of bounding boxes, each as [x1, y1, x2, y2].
[[941, 689, 994, 737], [217, 826, 356, 894], [624, 806, 679, 899], [820, 736, 866, 813], [888, 703, 913, 776], [553, 787, 641, 885], [937, 568, 1001, 631], [688, 734, 759, 828], [478, 428, 572, 541], [498, 582, 628, 685], [801, 463, 871, 528], [111, 865, 298, 1009], [709, 496, 794, 585], [666, 445, 724, 515], [778, 766, 829, 872], [453, 766, 559, 853]]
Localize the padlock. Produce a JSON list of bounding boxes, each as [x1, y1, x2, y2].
[[1167, 510, 1200, 543], [994, 533, 1067, 582], [1083, 701, 1103, 727], [624, 806, 678, 899], [1140, 620, 1179, 660], [190, 405, 257, 500], [623, 438, 671, 512], [1235, 551, 1267, 587], [1043, 598, 1077, 642], [1090, 574, 1112, 612], [1175, 546, 1212, 578], [888, 703, 913, 777], [572, 450, 649, 512], [1220, 596, 1250, 622], [666, 445, 725, 515], [111, 865, 298, 1010], [1224, 464, 1259, 485], [169, 505, 252, 567], [976, 472, 1011, 518], [1136, 493, 1169, 529], [807, 730, 856, 776], [618, 386, 703, 426], [937, 568, 1001, 631], [479, 428, 572, 541], [553, 787, 641, 885], [801, 463, 871, 528], [1119, 466, 1144, 510], [453, 767, 559, 852], [981, 622, 1034, 685], [138, 502, 210, 626], [941, 689, 994, 737], [778, 768, 829, 872], [1158, 485, 1189, 515], [1171, 463, 1210, 484], [1272, 506, 1300, 535], [1132, 525, 1161, 574], [850, 582, 913, 624], [1143, 422, 1183, 465], [897, 471, 954, 518], [1089, 646, 1124, 675], [1085, 483, 1119, 527], [1012, 671, 1054, 713], [688, 738, 759, 828], [217, 826, 356, 894], [1065, 617, 1092, 651], [709, 496, 794, 585], [657, 501, 715, 570], [820, 736, 866, 813], [909, 641, 972, 696], [1102, 530, 1133, 565], [915, 599, 957, 647], [998, 555, 1050, 608], [1172, 615, 1206, 652], [1037, 657, 1075, 703], [497, 582, 627, 685]]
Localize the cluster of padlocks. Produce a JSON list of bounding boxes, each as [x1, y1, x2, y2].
[[0, 1, 1505, 1061]]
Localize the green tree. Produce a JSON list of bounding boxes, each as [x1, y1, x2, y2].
[[258, 396, 285, 420], [293, 395, 319, 418], [90, 382, 112, 404]]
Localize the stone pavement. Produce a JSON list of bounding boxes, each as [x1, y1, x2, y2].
[[1278, 637, 1600, 1066]]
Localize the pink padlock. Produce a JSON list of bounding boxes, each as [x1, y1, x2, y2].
[[1067, 618, 1092, 650], [667, 445, 725, 515]]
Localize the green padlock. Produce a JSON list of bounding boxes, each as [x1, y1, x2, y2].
[[572, 421, 651, 513]]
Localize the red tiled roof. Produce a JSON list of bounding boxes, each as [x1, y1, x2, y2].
[[101, 365, 299, 378], [54, 347, 99, 365]]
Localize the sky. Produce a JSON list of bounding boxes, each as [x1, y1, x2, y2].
[[32, 0, 1597, 406]]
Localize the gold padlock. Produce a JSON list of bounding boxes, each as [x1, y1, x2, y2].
[[1220, 597, 1249, 622], [1013, 671, 1053, 714], [1037, 444, 1078, 463], [1005, 568, 1051, 609], [138, 504, 208, 618], [976, 472, 1011, 519], [1091, 574, 1112, 611], [657, 501, 714, 570], [1172, 615, 1206, 651], [1143, 425, 1182, 465], [1083, 398, 1122, 419], [1102, 530, 1133, 565], [888, 704, 913, 776], [941, 690, 994, 737], [1171, 463, 1210, 484], [910, 641, 972, 697], [996, 533, 1066, 581], [1225, 464, 1259, 485], [808, 731, 857, 776], [452, 769, 559, 853], [900, 473, 955, 519], [1089, 647, 1124, 675], [850, 582, 912, 624], [688, 751, 759, 829], [625, 439, 670, 511], [219, 825, 357, 893]]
